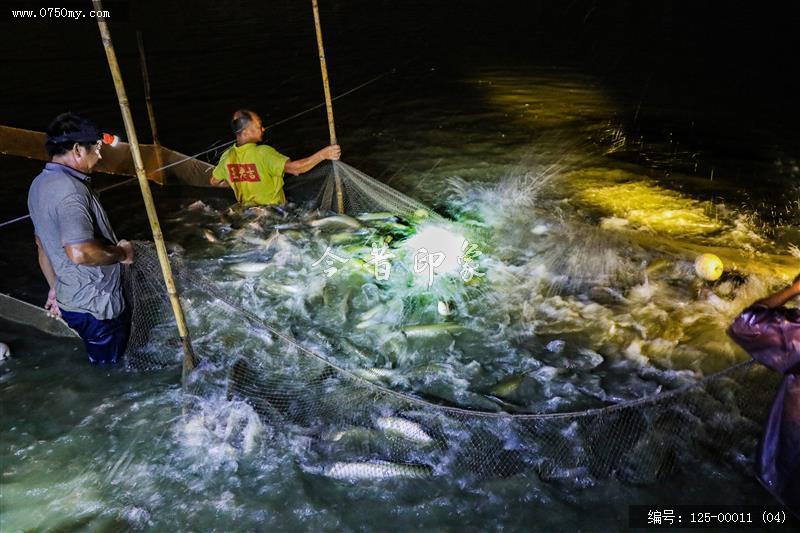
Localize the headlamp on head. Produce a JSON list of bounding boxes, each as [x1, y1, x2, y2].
[[102, 132, 120, 147], [47, 125, 120, 147]]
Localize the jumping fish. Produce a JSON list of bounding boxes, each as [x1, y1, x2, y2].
[[250, 230, 287, 248], [329, 232, 361, 245], [230, 262, 269, 275], [376, 416, 435, 446], [309, 214, 362, 231], [323, 460, 432, 480], [280, 230, 305, 240], [379, 221, 414, 234], [222, 404, 264, 455], [324, 426, 382, 443], [489, 373, 528, 398], [401, 323, 463, 338], [245, 205, 284, 218], [262, 283, 303, 296], [355, 304, 387, 329], [202, 228, 218, 243], [338, 339, 374, 365], [0, 342, 10, 360], [274, 223, 305, 231], [350, 367, 398, 383], [355, 212, 398, 222], [406, 361, 455, 377], [240, 235, 276, 247]]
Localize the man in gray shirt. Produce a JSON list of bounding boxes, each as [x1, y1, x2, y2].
[[28, 112, 134, 364]]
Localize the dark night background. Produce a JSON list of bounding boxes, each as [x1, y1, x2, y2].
[[1, 0, 799, 156]]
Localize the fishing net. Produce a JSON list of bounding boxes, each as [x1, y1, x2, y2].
[[122, 241, 778, 483], [287, 161, 445, 221], [0, 293, 78, 338]]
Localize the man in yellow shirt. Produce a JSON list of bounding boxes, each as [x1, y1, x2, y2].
[[210, 109, 341, 205]]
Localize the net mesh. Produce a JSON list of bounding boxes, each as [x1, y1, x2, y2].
[[122, 241, 777, 483], [288, 160, 445, 221], [0, 293, 78, 338]]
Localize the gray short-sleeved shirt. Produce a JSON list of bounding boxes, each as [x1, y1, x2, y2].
[[27, 162, 124, 320]]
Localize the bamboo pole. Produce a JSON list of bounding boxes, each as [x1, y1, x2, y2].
[[136, 31, 165, 185], [311, 0, 344, 214], [136, 31, 160, 145], [93, 0, 197, 379]]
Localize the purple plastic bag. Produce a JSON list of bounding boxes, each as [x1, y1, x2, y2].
[[729, 305, 800, 515]]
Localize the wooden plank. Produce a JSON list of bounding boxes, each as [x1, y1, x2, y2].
[[0, 124, 214, 187]]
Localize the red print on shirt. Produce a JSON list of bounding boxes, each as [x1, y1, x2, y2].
[[227, 163, 261, 182]]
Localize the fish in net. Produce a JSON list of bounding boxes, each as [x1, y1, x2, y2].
[[120, 241, 778, 485], [97, 120, 783, 491]]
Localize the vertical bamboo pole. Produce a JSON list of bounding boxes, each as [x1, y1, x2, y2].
[[93, 0, 197, 379], [136, 31, 165, 185], [136, 31, 160, 145], [311, 0, 344, 214]]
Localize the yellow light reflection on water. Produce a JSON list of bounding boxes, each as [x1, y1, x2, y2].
[[564, 168, 798, 281], [478, 70, 616, 129], [579, 181, 723, 236]]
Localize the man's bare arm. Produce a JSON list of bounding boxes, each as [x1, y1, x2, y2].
[[210, 176, 230, 188], [284, 145, 341, 176], [36, 236, 57, 289], [64, 239, 134, 266], [754, 274, 800, 308], [37, 236, 62, 316]]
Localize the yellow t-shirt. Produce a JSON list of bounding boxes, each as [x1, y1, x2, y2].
[[212, 143, 290, 205]]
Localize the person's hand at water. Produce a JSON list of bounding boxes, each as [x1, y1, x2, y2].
[[118, 240, 135, 265], [754, 273, 800, 308], [45, 288, 61, 318]]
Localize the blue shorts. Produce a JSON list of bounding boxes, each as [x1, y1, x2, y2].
[[60, 307, 131, 365]]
